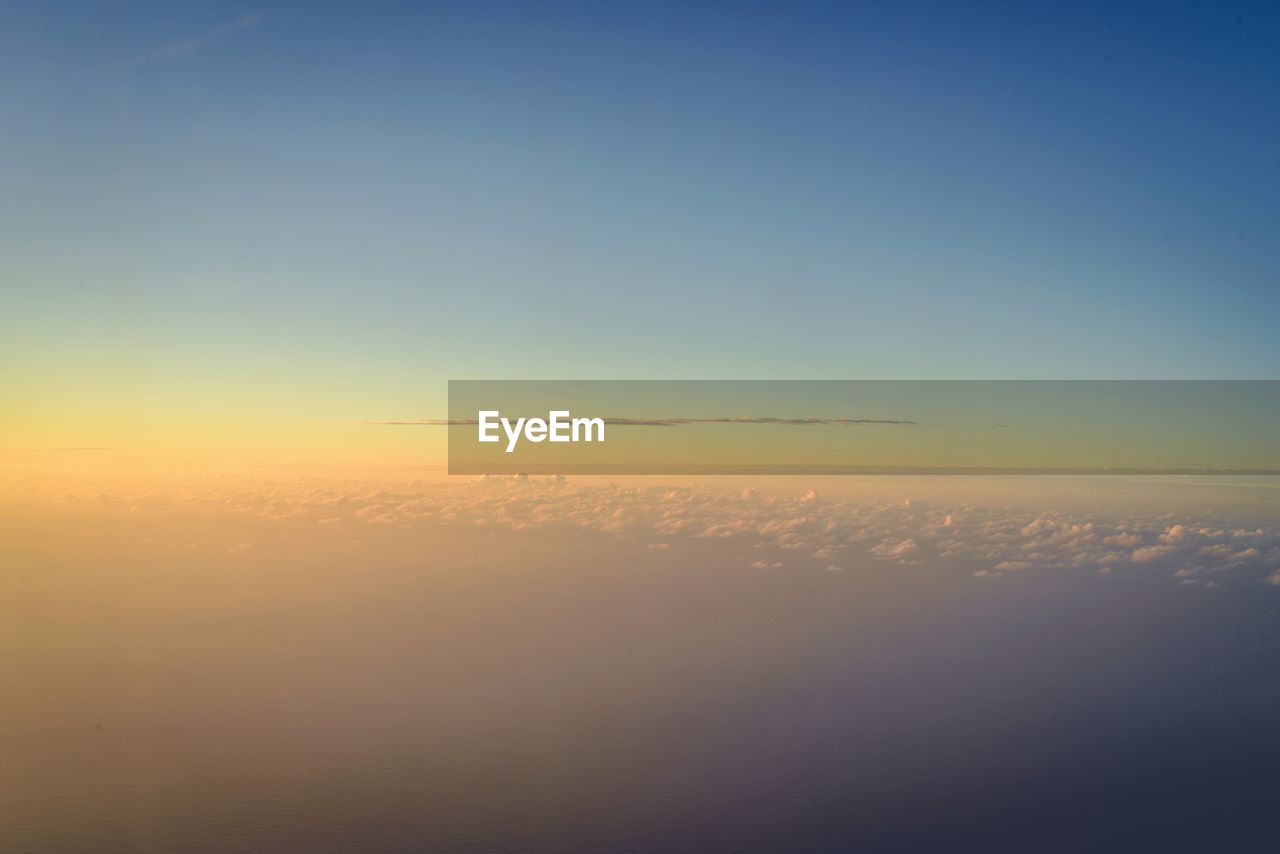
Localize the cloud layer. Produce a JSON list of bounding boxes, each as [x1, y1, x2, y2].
[[25, 476, 1280, 586]]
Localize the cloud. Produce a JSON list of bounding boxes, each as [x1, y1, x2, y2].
[[3, 447, 111, 451], [871, 538, 921, 562], [603, 417, 918, 427], [124, 12, 261, 69], [358, 416, 917, 427], [28, 475, 1280, 587]]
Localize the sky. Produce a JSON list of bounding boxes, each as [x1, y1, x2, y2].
[[4, 0, 1280, 468], [6, 7, 1280, 848], [6, 470, 1280, 851]]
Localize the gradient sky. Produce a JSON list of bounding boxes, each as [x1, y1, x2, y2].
[[4, 1, 1280, 465]]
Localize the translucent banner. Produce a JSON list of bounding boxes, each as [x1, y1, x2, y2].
[[446, 381, 1280, 475]]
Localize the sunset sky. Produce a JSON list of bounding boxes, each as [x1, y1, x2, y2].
[[6, 1, 1280, 473], [7, 4, 1280, 852]]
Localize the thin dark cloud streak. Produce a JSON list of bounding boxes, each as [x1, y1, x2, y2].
[[4, 447, 112, 451], [357, 417, 917, 427], [606, 417, 917, 426]]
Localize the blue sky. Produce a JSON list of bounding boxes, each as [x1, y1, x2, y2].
[[4, 0, 1279, 431]]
